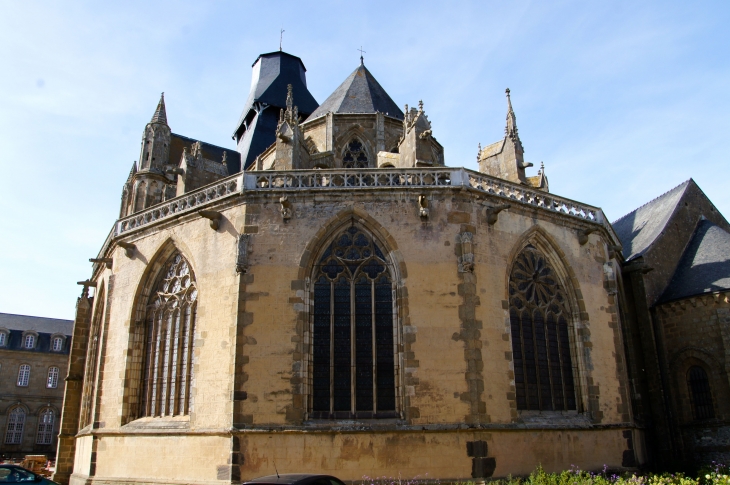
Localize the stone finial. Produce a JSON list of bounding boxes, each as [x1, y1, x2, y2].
[[151, 92, 168, 125], [539, 161, 544, 174], [191, 141, 203, 159], [418, 100, 424, 112], [505, 88, 518, 140], [477, 143, 482, 162], [222, 151, 228, 166], [286, 84, 293, 111]]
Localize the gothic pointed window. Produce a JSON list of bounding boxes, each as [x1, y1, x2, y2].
[[509, 244, 577, 411], [342, 139, 369, 168], [311, 226, 397, 418], [4, 407, 25, 444], [36, 408, 54, 445], [687, 366, 714, 420], [140, 252, 197, 417]]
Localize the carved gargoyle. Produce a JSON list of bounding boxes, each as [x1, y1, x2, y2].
[[485, 203, 510, 225], [280, 195, 292, 221], [418, 195, 429, 220]]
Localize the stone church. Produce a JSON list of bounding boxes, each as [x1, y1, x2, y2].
[[52, 50, 730, 485]]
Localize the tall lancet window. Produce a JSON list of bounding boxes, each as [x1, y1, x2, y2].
[[342, 139, 369, 168], [311, 226, 397, 418], [141, 253, 197, 417], [509, 244, 577, 411]]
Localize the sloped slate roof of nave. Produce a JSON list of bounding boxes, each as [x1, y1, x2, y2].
[[306, 63, 404, 121], [0, 312, 73, 335], [659, 219, 730, 303], [612, 180, 693, 261]]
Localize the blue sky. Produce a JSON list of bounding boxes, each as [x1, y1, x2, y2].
[[1, 1, 728, 319]]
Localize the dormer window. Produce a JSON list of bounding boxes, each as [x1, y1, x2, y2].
[[52, 337, 64, 352], [0, 331, 7, 347], [24, 334, 36, 349]]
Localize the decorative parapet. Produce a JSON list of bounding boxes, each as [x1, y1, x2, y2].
[[106, 167, 617, 245], [116, 173, 243, 235]]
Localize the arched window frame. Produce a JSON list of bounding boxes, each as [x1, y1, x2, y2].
[[22, 332, 37, 350], [507, 241, 585, 413], [35, 408, 55, 445], [47, 366, 60, 389], [4, 406, 26, 444], [137, 251, 198, 418], [687, 365, 715, 421], [341, 138, 371, 169], [306, 224, 401, 419], [17, 364, 31, 387], [51, 335, 65, 352]]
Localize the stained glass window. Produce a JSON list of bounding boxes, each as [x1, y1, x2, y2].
[[509, 245, 577, 411], [140, 253, 197, 417], [342, 139, 369, 169], [687, 366, 714, 420], [4, 407, 25, 444], [36, 408, 54, 445], [311, 226, 396, 418]]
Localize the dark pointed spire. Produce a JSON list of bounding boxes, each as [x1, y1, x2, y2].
[[150, 92, 168, 125], [505, 88, 517, 139]]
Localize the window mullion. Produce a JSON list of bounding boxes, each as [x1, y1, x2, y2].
[[372, 279, 377, 414], [329, 281, 334, 415], [350, 276, 356, 416]]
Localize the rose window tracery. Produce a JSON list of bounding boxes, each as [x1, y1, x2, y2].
[[342, 139, 369, 168], [509, 244, 577, 411]]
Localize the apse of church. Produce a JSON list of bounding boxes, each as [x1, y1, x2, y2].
[[56, 50, 638, 485]]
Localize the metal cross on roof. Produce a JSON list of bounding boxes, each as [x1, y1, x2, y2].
[[279, 29, 285, 51], [357, 46, 366, 65]]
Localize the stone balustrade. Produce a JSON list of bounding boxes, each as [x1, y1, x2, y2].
[[112, 168, 615, 241]]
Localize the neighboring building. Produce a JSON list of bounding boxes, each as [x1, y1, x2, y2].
[[614, 180, 730, 468], [0, 313, 72, 459], [58, 48, 730, 485]]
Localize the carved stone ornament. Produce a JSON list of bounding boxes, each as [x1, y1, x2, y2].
[[280, 195, 292, 220], [418, 195, 429, 220], [457, 231, 475, 273], [236, 234, 250, 274]]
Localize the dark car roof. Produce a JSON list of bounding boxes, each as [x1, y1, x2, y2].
[[244, 474, 342, 485]]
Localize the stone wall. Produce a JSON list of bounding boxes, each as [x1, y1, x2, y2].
[[655, 292, 730, 465]]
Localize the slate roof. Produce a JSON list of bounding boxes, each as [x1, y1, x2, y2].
[[307, 63, 404, 121], [659, 219, 730, 303], [170, 133, 241, 175], [612, 180, 692, 261], [233, 51, 319, 140], [0, 312, 73, 335]]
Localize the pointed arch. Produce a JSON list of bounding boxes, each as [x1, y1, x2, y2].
[[122, 239, 199, 422], [506, 226, 587, 412], [334, 127, 375, 169], [295, 208, 408, 420]]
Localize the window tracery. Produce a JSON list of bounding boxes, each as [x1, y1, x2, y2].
[[509, 244, 577, 411], [140, 253, 197, 417], [4, 407, 25, 444], [342, 139, 369, 168], [311, 226, 397, 418], [687, 365, 714, 420], [36, 408, 54, 445]]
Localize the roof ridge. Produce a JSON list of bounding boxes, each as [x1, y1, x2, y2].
[[612, 179, 692, 225], [0, 312, 73, 322]]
